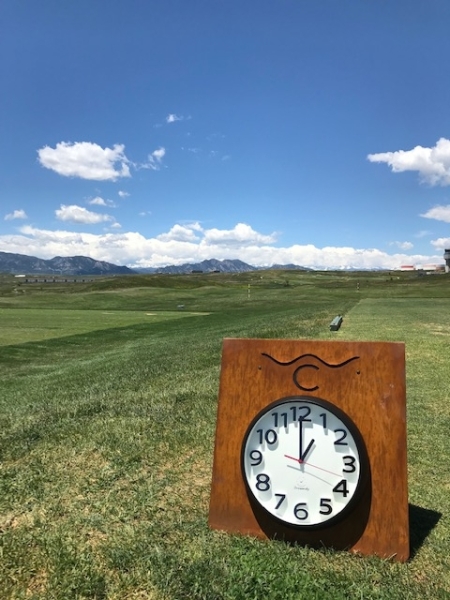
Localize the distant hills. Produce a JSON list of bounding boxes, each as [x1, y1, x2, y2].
[[0, 251, 134, 276], [131, 258, 312, 274], [0, 251, 311, 276], [134, 258, 293, 274]]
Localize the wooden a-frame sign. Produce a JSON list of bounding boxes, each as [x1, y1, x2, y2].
[[208, 338, 409, 562]]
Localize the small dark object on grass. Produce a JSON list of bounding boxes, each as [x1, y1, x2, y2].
[[329, 315, 343, 331]]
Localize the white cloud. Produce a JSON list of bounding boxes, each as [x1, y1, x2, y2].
[[88, 196, 116, 207], [415, 230, 432, 238], [55, 204, 114, 225], [38, 141, 131, 181], [368, 138, 450, 186], [431, 237, 450, 250], [118, 191, 130, 198], [152, 148, 165, 161], [141, 147, 166, 171], [89, 197, 107, 206], [4, 209, 27, 221], [391, 241, 414, 250], [203, 223, 277, 246], [420, 204, 450, 223], [0, 221, 443, 270], [166, 113, 183, 123], [157, 223, 202, 243]]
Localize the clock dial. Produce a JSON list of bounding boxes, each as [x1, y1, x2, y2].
[[241, 397, 367, 529]]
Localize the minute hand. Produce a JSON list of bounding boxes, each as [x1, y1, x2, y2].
[[298, 418, 304, 462]]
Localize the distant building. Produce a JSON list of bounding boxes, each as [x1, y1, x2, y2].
[[444, 249, 450, 273], [400, 262, 446, 273]]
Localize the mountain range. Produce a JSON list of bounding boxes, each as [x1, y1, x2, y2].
[[0, 252, 311, 276], [134, 258, 282, 274], [0, 251, 134, 276]]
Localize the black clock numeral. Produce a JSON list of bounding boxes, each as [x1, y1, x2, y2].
[[294, 503, 309, 520], [274, 493, 286, 509], [319, 498, 333, 515], [255, 473, 271, 492], [272, 412, 288, 428], [332, 479, 350, 497], [257, 428, 278, 445], [320, 412, 327, 429], [334, 429, 348, 446], [249, 450, 263, 466], [298, 406, 311, 422], [343, 455, 356, 473]]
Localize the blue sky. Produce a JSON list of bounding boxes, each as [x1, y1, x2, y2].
[[1, 0, 450, 270]]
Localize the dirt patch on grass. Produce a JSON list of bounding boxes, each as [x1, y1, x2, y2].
[[26, 570, 48, 596]]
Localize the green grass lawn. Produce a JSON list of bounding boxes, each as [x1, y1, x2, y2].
[[0, 271, 449, 599], [0, 309, 208, 346]]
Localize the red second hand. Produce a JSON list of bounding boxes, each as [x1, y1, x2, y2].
[[284, 454, 341, 478], [285, 453, 303, 464]]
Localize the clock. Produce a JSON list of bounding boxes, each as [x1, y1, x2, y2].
[[241, 395, 369, 529], [209, 338, 409, 561]]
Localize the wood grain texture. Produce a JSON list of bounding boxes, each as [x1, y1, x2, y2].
[[208, 338, 409, 561]]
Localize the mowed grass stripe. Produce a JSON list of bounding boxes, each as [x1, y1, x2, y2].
[[332, 297, 450, 592], [331, 297, 450, 341], [0, 308, 207, 346]]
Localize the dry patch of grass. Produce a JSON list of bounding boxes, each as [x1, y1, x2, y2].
[[422, 322, 450, 336]]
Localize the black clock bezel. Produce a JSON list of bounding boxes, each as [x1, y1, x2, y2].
[[240, 395, 370, 531]]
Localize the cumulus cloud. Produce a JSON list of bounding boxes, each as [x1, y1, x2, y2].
[[55, 204, 114, 225], [118, 190, 130, 198], [4, 209, 27, 221], [157, 223, 202, 243], [420, 204, 450, 223], [368, 138, 450, 186], [0, 221, 442, 271], [431, 237, 450, 250], [38, 141, 169, 181], [203, 223, 277, 246], [88, 196, 116, 207], [38, 142, 131, 181]]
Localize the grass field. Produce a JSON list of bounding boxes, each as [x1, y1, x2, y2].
[[0, 270, 449, 599]]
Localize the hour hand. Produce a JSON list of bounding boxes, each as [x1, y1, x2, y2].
[[300, 438, 315, 462]]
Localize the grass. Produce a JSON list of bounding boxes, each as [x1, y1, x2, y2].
[[0, 309, 208, 346], [0, 270, 449, 598]]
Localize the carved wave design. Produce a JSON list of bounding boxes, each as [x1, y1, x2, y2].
[[262, 352, 360, 391], [261, 353, 360, 368]]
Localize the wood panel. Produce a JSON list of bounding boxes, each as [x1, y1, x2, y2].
[[208, 338, 409, 561]]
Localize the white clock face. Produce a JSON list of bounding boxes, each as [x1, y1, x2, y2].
[[241, 397, 365, 528]]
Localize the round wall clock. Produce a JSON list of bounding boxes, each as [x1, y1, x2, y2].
[[241, 396, 369, 529]]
